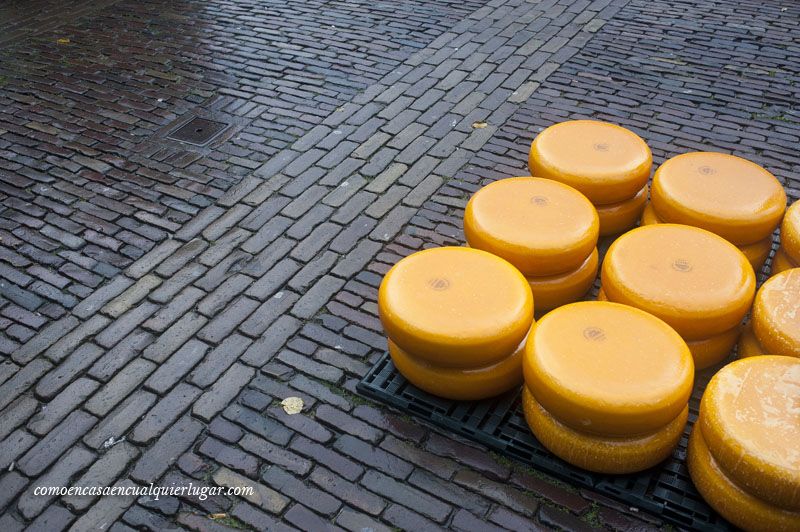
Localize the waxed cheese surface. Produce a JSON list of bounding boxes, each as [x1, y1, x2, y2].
[[602, 224, 755, 337], [524, 301, 693, 435], [529, 120, 651, 204], [652, 152, 786, 244], [699, 356, 800, 511], [753, 268, 800, 357], [378, 246, 533, 365], [782, 200, 800, 264], [464, 177, 598, 276]]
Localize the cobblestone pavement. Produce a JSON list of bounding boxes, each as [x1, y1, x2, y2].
[[1, 0, 798, 530]]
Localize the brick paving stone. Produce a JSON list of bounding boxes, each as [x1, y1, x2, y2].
[[130, 416, 204, 484], [131, 383, 202, 443], [0, 396, 38, 441], [85, 359, 157, 417], [0, 359, 52, 411], [16, 410, 96, 476], [239, 433, 312, 476], [141, 313, 208, 364], [70, 479, 138, 532], [193, 363, 255, 421], [17, 446, 95, 519], [284, 504, 343, 532], [27, 377, 99, 435], [144, 339, 208, 393], [213, 467, 290, 514], [62, 442, 139, 511], [310, 466, 387, 516]]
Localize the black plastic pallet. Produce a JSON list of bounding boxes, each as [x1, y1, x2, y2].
[[358, 352, 732, 531]]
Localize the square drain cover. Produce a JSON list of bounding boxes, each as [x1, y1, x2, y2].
[[167, 117, 228, 146]]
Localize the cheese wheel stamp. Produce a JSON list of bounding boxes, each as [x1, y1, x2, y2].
[[686, 325, 741, 370], [527, 248, 598, 313], [602, 224, 756, 339], [752, 269, 800, 357], [651, 152, 786, 245], [772, 248, 798, 276], [389, 338, 524, 401], [528, 120, 652, 204], [522, 387, 687, 474], [523, 301, 693, 436], [688, 428, 800, 531], [379, 246, 533, 368], [698, 356, 800, 510], [781, 200, 800, 264], [464, 177, 599, 276], [737, 322, 767, 359], [595, 185, 648, 236]]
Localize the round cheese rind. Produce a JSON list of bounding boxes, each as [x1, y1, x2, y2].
[[527, 248, 598, 313], [752, 269, 800, 357], [596, 185, 648, 236], [464, 177, 599, 276], [640, 202, 661, 226], [379, 246, 534, 368], [687, 326, 741, 370], [601, 224, 756, 339], [523, 301, 693, 436], [522, 387, 686, 474], [772, 247, 798, 277], [738, 322, 768, 358], [389, 338, 524, 401], [698, 356, 800, 510], [651, 152, 786, 245], [528, 120, 652, 204], [739, 236, 773, 272], [688, 427, 800, 531], [782, 201, 800, 264]]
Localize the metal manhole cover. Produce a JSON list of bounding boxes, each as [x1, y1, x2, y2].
[[167, 117, 228, 146]]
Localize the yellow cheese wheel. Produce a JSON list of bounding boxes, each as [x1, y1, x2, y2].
[[740, 236, 773, 273], [388, 338, 524, 401], [464, 177, 599, 276], [781, 200, 800, 264], [752, 269, 800, 357], [601, 224, 756, 339], [379, 246, 533, 368], [522, 387, 686, 474], [640, 203, 772, 271], [687, 428, 800, 532], [528, 120, 652, 204], [527, 248, 598, 313], [523, 301, 693, 436], [698, 356, 800, 510], [596, 185, 648, 236], [640, 202, 660, 226], [651, 152, 786, 245], [687, 325, 741, 370], [772, 248, 798, 276]]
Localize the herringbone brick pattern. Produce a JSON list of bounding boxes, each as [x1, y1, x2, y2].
[[0, 0, 797, 530]]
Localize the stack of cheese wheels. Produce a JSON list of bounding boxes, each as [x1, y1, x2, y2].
[[738, 268, 800, 359], [463, 177, 599, 313], [599, 224, 756, 369], [772, 199, 800, 275], [688, 356, 800, 531], [522, 301, 693, 474], [378, 246, 534, 401], [528, 120, 651, 237], [644, 152, 786, 272]]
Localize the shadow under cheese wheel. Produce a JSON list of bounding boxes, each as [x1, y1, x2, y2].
[[378, 246, 533, 368], [698, 356, 800, 512], [651, 151, 786, 245], [601, 224, 755, 341], [528, 120, 652, 205], [595, 184, 648, 236], [463, 177, 599, 277], [523, 301, 693, 436], [522, 387, 687, 474], [527, 248, 598, 313], [388, 337, 525, 401]]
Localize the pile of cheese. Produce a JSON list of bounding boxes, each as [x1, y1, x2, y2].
[[739, 268, 800, 358], [688, 356, 800, 531], [463, 177, 599, 313], [642, 152, 786, 272], [522, 301, 694, 474], [772, 200, 800, 274]]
